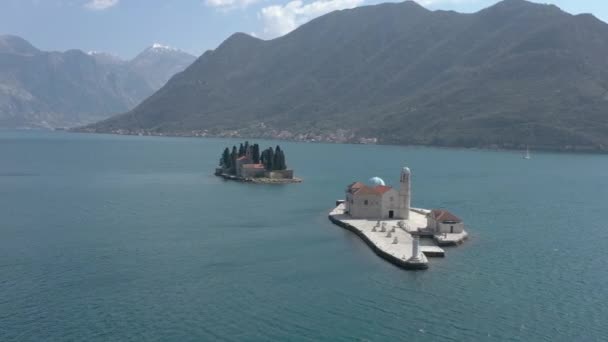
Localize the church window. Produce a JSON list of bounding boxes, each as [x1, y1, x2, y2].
[[364, 200, 368, 205]]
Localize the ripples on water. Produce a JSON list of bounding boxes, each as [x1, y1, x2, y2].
[[1, 131, 607, 341]]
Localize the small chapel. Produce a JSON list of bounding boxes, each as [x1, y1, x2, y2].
[[344, 167, 411, 220]]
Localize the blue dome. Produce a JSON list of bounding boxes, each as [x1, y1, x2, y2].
[[369, 177, 385, 186]]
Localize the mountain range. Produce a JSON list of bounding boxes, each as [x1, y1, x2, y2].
[[86, 0, 608, 151], [0, 35, 195, 128]]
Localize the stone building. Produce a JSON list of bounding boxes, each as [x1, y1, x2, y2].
[[345, 167, 411, 220], [426, 209, 464, 234], [241, 163, 266, 178], [233, 155, 293, 179]]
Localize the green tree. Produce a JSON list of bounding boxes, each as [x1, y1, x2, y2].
[[221, 147, 230, 168], [252, 144, 260, 164], [278, 150, 287, 170], [230, 146, 238, 175], [261, 147, 274, 171], [238, 143, 245, 157]]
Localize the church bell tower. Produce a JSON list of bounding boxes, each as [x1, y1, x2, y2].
[[398, 166, 411, 219]]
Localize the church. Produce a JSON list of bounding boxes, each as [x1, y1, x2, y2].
[[344, 167, 411, 220]]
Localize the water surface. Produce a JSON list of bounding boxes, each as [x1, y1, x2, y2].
[[1, 131, 607, 341]]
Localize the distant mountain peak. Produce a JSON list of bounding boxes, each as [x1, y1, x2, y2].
[[149, 43, 179, 52], [87, 50, 125, 64], [0, 34, 40, 55], [402, 0, 427, 10], [487, 0, 556, 11], [217, 32, 262, 50]]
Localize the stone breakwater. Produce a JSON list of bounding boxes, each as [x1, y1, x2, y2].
[[328, 204, 468, 271], [215, 172, 302, 184], [329, 204, 430, 270]]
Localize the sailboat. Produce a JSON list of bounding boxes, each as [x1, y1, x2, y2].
[[523, 145, 531, 160]]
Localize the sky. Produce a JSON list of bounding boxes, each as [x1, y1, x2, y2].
[[1, 0, 607, 59]]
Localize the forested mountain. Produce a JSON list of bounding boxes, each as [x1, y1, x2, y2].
[[86, 0, 608, 152]]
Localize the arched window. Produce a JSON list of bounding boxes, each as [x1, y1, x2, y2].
[[364, 200, 369, 205]]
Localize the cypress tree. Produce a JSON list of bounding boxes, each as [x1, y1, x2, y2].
[[261, 147, 273, 171], [252, 144, 260, 164], [230, 146, 238, 175], [260, 149, 266, 169], [238, 143, 245, 157], [278, 150, 287, 170], [266, 147, 274, 171], [221, 147, 230, 168], [273, 147, 281, 171]]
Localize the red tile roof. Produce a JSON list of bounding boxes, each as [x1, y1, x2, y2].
[[242, 163, 265, 169], [430, 209, 462, 223], [374, 185, 393, 194], [353, 186, 380, 195], [347, 182, 365, 193], [349, 183, 394, 196], [348, 182, 365, 189]]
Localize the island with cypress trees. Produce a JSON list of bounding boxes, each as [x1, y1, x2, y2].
[[214, 141, 301, 184]]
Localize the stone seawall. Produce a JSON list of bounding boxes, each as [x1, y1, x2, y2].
[[215, 172, 302, 184], [328, 210, 428, 271]]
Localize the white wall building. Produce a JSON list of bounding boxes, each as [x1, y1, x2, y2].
[[345, 167, 411, 220]]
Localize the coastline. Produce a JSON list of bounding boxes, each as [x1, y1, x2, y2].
[[68, 128, 608, 155]]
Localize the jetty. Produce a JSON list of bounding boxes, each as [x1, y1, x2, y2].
[[329, 204, 432, 270]]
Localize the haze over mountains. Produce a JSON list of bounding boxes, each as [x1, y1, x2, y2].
[[86, 0, 608, 152], [0, 35, 195, 128]]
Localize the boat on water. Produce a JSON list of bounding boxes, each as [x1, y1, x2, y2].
[[523, 146, 531, 159]]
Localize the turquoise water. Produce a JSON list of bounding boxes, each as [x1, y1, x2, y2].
[[1, 131, 607, 341]]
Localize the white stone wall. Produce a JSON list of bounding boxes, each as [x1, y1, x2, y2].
[[267, 170, 294, 179], [349, 193, 382, 219], [398, 168, 411, 219], [437, 222, 464, 234], [427, 217, 464, 234], [380, 189, 400, 219], [241, 168, 266, 178]]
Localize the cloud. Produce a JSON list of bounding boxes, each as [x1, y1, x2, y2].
[[84, 0, 119, 10], [205, 0, 261, 10], [259, 0, 364, 38]]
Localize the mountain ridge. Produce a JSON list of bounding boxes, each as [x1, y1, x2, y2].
[[0, 36, 196, 128], [84, 0, 608, 152]]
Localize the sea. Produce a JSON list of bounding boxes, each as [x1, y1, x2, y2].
[[1, 130, 607, 341]]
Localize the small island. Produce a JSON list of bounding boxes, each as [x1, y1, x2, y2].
[[214, 141, 301, 184], [329, 166, 467, 270]]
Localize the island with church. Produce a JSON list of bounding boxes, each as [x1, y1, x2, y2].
[[214, 141, 301, 184], [329, 166, 468, 270]]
